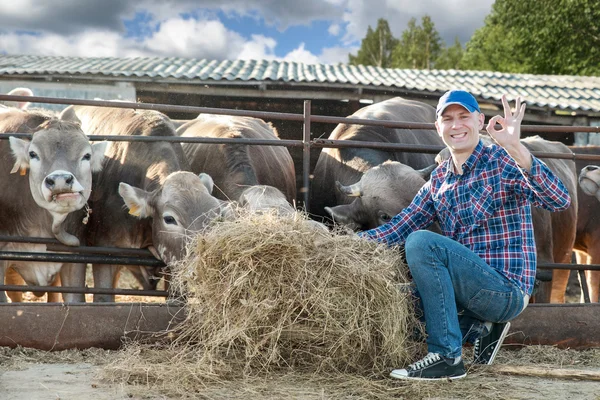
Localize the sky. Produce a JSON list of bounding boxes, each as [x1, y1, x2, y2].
[[0, 0, 494, 65]]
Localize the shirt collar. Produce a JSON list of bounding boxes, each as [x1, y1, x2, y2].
[[445, 139, 485, 176]]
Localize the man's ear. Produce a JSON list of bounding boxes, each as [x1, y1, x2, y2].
[[434, 120, 442, 137], [478, 112, 485, 130]]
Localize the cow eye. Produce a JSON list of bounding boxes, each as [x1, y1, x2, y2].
[[163, 215, 177, 225], [82, 153, 91, 161], [379, 213, 392, 223], [29, 151, 39, 160]]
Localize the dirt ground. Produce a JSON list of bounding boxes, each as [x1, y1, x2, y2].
[[0, 351, 600, 400], [2, 270, 598, 400]]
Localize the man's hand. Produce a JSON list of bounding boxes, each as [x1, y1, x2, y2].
[[485, 94, 532, 170]]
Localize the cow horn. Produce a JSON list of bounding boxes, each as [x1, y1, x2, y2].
[[336, 181, 362, 197]]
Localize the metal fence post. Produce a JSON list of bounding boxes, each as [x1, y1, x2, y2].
[[302, 100, 311, 212]]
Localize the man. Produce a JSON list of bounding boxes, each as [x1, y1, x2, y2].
[[358, 90, 571, 380]]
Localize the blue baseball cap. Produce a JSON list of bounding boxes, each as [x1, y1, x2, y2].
[[436, 90, 480, 117]]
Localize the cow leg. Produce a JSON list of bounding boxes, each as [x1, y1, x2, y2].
[[549, 269, 570, 303], [47, 274, 62, 303], [92, 263, 121, 302], [5, 266, 23, 302], [60, 263, 87, 303], [0, 261, 7, 302], [585, 270, 600, 303]]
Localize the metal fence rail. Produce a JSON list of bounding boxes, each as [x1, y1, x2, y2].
[[0, 94, 599, 301]]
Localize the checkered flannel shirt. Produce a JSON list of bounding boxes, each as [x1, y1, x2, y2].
[[358, 139, 572, 296]]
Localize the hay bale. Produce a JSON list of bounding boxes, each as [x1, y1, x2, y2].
[[104, 211, 422, 392], [168, 211, 420, 377]]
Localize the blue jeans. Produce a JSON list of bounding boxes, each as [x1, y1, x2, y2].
[[405, 230, 525, 359]]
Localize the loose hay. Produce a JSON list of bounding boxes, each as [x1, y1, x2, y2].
[[103, 211, 423, 394]]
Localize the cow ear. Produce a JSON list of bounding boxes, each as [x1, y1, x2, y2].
[[118, 182, 155, 218], [198, 173, 214, 194], [90, 141, 108, 172], [435, 148, 451, 165], [418, 164, 437, 180], [8, 136, 30, 175], [7, 87, 33, 110]]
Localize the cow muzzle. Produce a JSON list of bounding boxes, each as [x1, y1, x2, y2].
[[42, 170, 85, 203]]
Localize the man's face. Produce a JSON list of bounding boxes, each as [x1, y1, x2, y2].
[[435, 104, 484, 156]]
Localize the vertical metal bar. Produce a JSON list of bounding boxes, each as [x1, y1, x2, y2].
[[302, 100, 312, 212], [578, 270, 591, 303]]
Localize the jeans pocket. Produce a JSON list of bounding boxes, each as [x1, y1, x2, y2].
[[467, 289, 514, 322]]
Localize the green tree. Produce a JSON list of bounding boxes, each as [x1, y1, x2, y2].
[[462, 0, 600, 75], [348, 18, 398, 67], [392, 16, 442, 69], [435, 37, 464, 70]]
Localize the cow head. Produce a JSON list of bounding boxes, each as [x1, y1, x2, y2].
[[9, 119, 107, 246], [118, 171, 227, 263], [579, 165, 600, 201], [238, 185, 296, 216], [325, 161, 435, 231]]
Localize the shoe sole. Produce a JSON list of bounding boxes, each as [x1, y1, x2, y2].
[[482, 321, 511, 365], [389, 370, 467, 381]]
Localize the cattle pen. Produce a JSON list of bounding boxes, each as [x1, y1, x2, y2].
[[0, 93, 599, 352]]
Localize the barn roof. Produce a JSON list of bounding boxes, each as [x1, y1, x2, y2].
[[1, 54, 599, 114]]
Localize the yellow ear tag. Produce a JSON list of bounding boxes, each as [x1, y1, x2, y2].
[[128, 205, 141, 216], [19, 167, 27, 176]]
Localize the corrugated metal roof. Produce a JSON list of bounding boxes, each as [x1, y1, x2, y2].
[[1, 54, 600, 113]]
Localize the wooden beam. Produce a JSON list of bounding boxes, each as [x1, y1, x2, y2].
[[491, 365, 600, 381], [505, 303, 600, 349]]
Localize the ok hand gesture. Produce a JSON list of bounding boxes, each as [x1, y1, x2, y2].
[[486, 94, 526, 151], [486, 94, 532, 170]]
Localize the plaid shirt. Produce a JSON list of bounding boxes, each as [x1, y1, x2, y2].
[[358, 140, 571, 296]]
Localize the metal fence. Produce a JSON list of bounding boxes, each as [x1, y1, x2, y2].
[[1, 93, 600, 302]]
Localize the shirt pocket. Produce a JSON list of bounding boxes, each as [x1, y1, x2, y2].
[[470, 184, 494, 224], [434, 193, 456, 232], [455, 184, 494, 227]]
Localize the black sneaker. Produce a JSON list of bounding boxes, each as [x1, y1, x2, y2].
[[473, 322, 511, 365], [389, 353, 467, 381]]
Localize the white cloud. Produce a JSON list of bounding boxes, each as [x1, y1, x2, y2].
[[320, 46, 358, 64], [0, 32, 131, 58], [328, 24, 341, 36], [282, 43, 320, 64], [144, 18, 244, 59], [237, 35, 278, 60]]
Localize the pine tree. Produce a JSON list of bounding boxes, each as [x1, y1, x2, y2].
[[392, 15, 442, 69], [348, 18, 398, 68]]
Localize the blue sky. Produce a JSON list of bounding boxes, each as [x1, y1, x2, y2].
[[0, 0, 494, 64]]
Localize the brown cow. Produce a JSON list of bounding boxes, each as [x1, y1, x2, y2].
[[176, 114, 296, 205], [572, 146, 600, 302], [60, 106, 227, 301], [310, 97, 443, 224], [0, 109, 106, 302]]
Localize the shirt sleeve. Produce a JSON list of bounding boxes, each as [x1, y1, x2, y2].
[[357, 180, 436, 246], [511, 154, 571, 211]]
